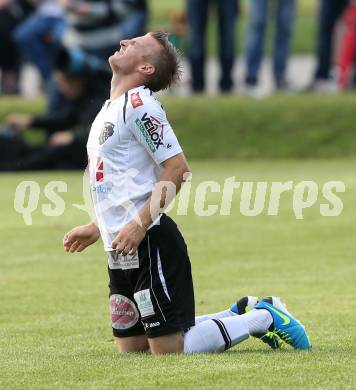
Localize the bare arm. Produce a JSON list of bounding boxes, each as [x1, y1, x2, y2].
[[111, 153, 190, 256], [140, 153, 190, 229]]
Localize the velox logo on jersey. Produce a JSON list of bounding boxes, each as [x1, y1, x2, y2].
[[133, 289, 155, 318], [135, 118, 156, 153], [99, 122, 114, 145], [130, 92, 143, 108], [134, 112, 164, 152]]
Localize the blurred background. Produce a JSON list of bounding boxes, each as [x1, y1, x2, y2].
[[0, 0, 356, 169]]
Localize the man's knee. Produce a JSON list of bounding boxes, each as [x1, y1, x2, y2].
[[148, 332, 184, 355], [114, 335, 149, 353]]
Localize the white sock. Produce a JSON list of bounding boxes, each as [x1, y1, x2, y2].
[[195, 309, 235, 325], [240, 309, 273, 335], [184, 316, 249, 353]]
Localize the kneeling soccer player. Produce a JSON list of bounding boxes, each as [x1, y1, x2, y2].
[[63, 31, 311, 354]]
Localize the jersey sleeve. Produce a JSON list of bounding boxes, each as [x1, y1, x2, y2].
[[126, 96, 183, 165]]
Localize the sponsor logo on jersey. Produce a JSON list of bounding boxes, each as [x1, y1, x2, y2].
[[134, 112, 165, 152], [110, 294, 140, 330], [96, 157, 104, 182], [91, 184, 112, 194], [130, 92, 143, 108], [135, 118, 156, 153], [109, 251, 139, 270], [134, 289, 155, 318], [99, 122, 115, 145]]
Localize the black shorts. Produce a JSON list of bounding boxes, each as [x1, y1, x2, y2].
[[108, 214, 195, 338]]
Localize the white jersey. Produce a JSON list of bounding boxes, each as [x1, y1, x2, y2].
[[87, 86, 183, 251]]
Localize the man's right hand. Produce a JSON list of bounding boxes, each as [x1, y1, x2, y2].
[[63, 222, 100, 253]]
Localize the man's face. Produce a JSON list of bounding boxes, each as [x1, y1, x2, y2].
[[108, 33, 161, 75]]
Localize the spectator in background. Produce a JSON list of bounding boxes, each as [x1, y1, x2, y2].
[[337, 0, 356, 90], [187, 0, 239, 93], [244, 0, 296, 96], [61, 0, 148, 60], [13, 0, 67, 84], [311, 0, 350, 92], [0, 0, 34, 94], [0, 46, 111, 170]]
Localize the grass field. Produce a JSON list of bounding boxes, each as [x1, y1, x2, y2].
[[1, 159, 356, 389]]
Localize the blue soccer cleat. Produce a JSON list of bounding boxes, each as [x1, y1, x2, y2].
[[230, 296, 281, 349], [255, 296, 311, 350]]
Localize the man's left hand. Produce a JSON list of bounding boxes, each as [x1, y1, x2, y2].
[[112, 220, 146, 256]]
